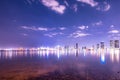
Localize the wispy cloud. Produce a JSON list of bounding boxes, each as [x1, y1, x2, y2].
[[92, 21, 103, 26], [104, 4, 110, 11], [41, 0, 66, 14], [78, 25, 88, 30], [96, 2, 111, 11], [73, 4, 78, 12], [44, 32, 64, 37], [21, 26, 48, 31], [69, 30, 90, 38], [64, 0, 69, 7], [44, 33, 57, 37], [108, 30, 119, 34], [26, 0, 32, 5], [59, 27, 66, 30], [25, 0, 36, 5], [77, 0, 98, 7], [110, 25, 115, 28]]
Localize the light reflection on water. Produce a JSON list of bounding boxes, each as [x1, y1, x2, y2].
[[0, 49, 120, 63], [0, 49, 120, 80]]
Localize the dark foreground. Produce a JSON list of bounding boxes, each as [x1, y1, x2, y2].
[[28, 69, 86, 80], [28, 69, 120, 80]]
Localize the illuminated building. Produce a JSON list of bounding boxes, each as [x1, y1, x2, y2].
[[82, 46, 86, 50], [110, 40, 114, 49], [114, 40, 119, 48], [75, 43, 78, 49], [64, 45, 69, 54], [96, 44, 100, 53], [100, 42, 105, 49], [97, 44, 99, 49], [75, 43, 79, 56]]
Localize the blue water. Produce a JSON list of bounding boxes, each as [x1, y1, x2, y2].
[[0, 51, 120, 80]]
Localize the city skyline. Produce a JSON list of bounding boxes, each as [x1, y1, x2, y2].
[[0, 0, 120, 48]]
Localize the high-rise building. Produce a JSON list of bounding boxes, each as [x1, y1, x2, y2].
[[100, 42, 105, 49], [114, 40, 119, 48], [64, 45, 69, 54], [110, 40, 114, 48], [75, 43, 78, 49], [82, 46, 86, 50], [75, 43, 79, 56], [97, 44, 99, 49]]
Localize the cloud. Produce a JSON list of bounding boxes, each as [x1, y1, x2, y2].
[[104, 4, 110, 11], [44, 33, 57, 37], [41, 0, 66, 14], [44, 32, 64, 37], [69, 30, 90, 38], [64, 0, 69, 7], [21, 26, 48, 31], [59, 27, 66, 30], [96, 2, 111, 11], [108, 30, 119, 34], [92, 21, 103, 26], [110, 25, 115, 28], [25, 0, 36, 5], [73, 4, 78, 12], [26, 0, 32, 5], [38, 27, 48, 31], [77, 0, 98, 7], [78, 25, 88, 30]]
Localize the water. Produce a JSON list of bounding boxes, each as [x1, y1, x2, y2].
[[0, 50, 120, 80]]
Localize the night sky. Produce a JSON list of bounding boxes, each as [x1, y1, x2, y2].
[[0, 0, 120, 48]]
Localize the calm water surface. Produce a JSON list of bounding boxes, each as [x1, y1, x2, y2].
[[0, 51, 120, 80]]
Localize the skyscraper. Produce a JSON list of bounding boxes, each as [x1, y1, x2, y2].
[[75, 43, 79, 56], [100, 42, 105, 49], [75, 43, 78, 49], [97, 44, 99, 49], [114, 40, 119, 48], [110, 40, 114, 49]]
